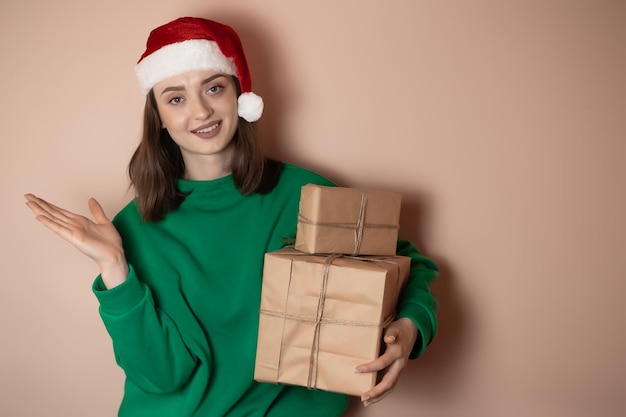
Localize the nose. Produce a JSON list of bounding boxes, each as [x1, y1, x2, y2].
[[192, 95, 213, 120]]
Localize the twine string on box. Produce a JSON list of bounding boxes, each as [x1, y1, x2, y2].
[[307, 254, 339, 389], [353, 191, 367, 255], [259, 252, 400, 390], [297, 190, 399, 255]]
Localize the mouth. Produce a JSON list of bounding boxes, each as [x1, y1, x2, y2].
[[192, 121, 221, 134]]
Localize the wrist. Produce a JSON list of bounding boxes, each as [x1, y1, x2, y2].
[[99, 255, 129, 289]]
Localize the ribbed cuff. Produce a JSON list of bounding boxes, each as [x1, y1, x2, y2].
[[397, 303, 436, 359], [92, 264, 145, 316]]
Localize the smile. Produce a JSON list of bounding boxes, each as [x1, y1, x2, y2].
[[192, 122, 220, 133]]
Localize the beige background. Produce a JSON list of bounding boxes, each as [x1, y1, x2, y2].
[[1, 0, 624, 416]]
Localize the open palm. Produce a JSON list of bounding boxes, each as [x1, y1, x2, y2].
[[25, 193, 128, 287]]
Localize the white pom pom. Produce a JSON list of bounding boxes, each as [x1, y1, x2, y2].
[[237, 92, 264, 122]]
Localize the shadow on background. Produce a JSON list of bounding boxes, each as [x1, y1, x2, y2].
[[343, 196, 470, 416]]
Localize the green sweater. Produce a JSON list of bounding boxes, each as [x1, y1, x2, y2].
[[92, 164, 438, 417]]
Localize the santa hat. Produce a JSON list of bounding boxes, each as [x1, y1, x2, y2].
[[135, 17, 263, 122]]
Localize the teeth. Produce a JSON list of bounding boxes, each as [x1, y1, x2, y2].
[[194, 123, 219, 133]]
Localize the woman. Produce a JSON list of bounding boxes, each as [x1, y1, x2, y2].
[[25, 17, 438, 416]]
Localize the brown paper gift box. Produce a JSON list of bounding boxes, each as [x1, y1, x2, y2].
[[295, 184, 402, 256], [254, 248, 410, 396]]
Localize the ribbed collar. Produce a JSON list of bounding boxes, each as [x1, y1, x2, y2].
[[176, 174, 239, 201]]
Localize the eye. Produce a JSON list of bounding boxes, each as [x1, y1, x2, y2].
[[169, 96, 184, 105], [207, 85, 225, 94]]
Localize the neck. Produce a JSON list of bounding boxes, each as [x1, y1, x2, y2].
[[182, 154, 233, 181]]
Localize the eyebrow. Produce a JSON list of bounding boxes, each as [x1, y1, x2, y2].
[[159, 74, 228, 96]]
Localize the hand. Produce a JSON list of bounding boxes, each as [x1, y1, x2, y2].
[[24, 193, 129, 288], [354, 317, 418, 407]]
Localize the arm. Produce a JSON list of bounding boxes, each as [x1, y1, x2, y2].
[[355, 237, 439, 406], [93, 267, 199, 394], [25, 194, 199, 393]]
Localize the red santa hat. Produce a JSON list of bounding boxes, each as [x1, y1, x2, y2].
[[135, 17, 263, 122]]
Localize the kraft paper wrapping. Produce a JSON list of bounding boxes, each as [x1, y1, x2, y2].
[[254, 248, 410, 396], [295, 184, 402, 256]]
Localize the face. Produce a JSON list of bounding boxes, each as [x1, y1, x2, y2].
[[152, 69, 240, 180]]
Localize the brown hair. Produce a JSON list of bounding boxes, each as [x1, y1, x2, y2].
[[128, 78, 282, 222]]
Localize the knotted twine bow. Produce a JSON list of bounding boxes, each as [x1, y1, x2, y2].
[[297, 190, 399, 255], [259, 253, 401, 390]]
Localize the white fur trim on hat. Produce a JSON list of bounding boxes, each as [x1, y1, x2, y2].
[[135, 39, 237, 95], [237, 92, 263, 122]]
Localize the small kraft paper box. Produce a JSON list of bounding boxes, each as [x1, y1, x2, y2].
[[295, 184, 402, 256], [254, 247, 410, 396]]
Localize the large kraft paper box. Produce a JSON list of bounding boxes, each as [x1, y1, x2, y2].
[[254, 247, 410, 396], [295, 184, 402, 256]]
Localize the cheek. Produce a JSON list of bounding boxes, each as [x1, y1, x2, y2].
[[155, 104, 168, 128], [160, 112, 185, 130], [155, 102, 181, 129]]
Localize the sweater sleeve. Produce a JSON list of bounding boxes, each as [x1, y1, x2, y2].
[[395, 238, 439, 359], [92, 265, 200, 394]]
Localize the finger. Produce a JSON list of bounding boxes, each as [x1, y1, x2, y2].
[[24, 193, 56, 212], [361, 360, 404, 403], [25, 199, 46, 217], [88, 198, 110, 224], [384, 334, 397, 344], [25, 200, 71, 229], [25, 195, 91, 241], [27, 207, 76, 237], [354, 349, 396, 374], [25, 194, 75, 222], [355, 325, 405, 374], [361, 367, 401, 406], [24, 193, 40, 202], [32, 210, 74, 240], [25, 194, 50, 215], [383, 324, 401, 344]]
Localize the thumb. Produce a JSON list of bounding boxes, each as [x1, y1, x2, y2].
[[88, 198, 110, 224], [383, 322, 401, 344]]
